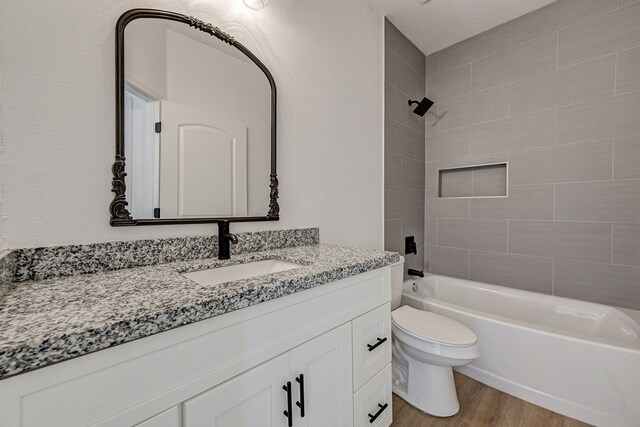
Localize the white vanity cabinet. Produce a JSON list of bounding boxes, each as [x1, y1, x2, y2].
[[183, 324, 353, 427], [0, 266, 393, 427], [136, 407, 182, 427]]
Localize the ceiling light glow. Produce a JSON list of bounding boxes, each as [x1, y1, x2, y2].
[[243, 0, 269, 10]]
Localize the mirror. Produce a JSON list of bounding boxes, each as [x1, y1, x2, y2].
[[111, 9, 279, 226]]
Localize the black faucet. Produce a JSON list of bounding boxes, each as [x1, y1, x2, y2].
[[217, 221, 238, 260], [408, 269, 424, 278]]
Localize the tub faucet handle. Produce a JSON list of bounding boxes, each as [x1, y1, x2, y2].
[[408, 269, 424, 278], [405, 236, 418, 255]]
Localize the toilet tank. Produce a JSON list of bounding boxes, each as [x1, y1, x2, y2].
[[391, 257, 405, 310]]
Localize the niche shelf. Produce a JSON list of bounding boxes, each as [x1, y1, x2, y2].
[[438, 162, 508, 199]]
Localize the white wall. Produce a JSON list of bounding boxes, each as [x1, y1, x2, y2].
[[0, 56, 4, 248], [125, 19, 168, 100], [0, 0, 384, 250]]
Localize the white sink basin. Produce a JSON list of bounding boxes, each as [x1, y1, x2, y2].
[[183, 259, 303, 286]]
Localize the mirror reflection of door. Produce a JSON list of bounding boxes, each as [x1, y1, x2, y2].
[[123, 17, 271, 220], [124, 85, 160, 219], [160, 101, 248, 218]]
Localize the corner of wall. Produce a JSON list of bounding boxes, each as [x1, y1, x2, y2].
[[0, 60, 5, 250], [383, 20, 427, 276]]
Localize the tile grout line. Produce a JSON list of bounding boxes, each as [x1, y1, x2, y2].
[[436, 23, 521, 76], [552, 258, 555, 295], [399, 35, 426, 77], [385, 115, 424, 134], [555, 31, 559, 71], [555, 43, 628, 71], [429, 217, 640, 225], [453, 73, 640, 131], [469, 176, 640, 187], [507, 81, 512, 119], [433, 3, 640, 80], [612, 138, 615, 180], [386, 47, 424, 78], [512, 1, 623, 49], [554, 107, 558, 146], [436, 46, 640, 112], [614, 52, 618, 95], [429, 87, 640, 136], [610, 223, 614, 265], [553, 183, 556, 222], [430, 243, 632, 265]]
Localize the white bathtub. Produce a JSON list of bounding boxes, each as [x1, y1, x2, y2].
[[401, 275, 640, 427]]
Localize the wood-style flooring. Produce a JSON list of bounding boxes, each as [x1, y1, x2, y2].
[[391, 372, 591, 427]]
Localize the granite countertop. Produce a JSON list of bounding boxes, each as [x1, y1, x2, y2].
[[0, 244, 399, 380]]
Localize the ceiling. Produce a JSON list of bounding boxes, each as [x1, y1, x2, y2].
[[369, 0, 557, 56]]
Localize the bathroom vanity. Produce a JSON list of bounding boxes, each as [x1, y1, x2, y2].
[[0, 9, 401, 427], [0, 234, 399, 427]]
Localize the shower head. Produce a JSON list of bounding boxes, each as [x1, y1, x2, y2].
[[408, 97, 434, 117]]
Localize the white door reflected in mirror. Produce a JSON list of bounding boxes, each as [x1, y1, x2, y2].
[[159, 101, 248, 218]]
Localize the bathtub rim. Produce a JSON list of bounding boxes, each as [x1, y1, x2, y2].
[[402, 274, 640, 352]]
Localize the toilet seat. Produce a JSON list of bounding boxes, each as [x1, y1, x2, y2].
[[392, 305, 477, 346]]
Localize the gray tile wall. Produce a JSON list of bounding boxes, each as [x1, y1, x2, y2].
[[424, 0, 640, 310], [384, 20, 426, 277]]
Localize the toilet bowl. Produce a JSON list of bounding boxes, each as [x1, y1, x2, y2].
[[389, 260, 479, 417], [391, 305, 479, 416]]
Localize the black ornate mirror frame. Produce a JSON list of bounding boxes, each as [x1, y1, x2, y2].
[[110, 8, 279, 226]]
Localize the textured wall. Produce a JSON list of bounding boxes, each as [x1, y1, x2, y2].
[[0, 0, 384, 249], [0, 61, 3, 248], [424, 0, 640, 309], [383, 20, 426, 276]]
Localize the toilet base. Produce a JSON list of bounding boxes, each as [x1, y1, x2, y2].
[[392, 358, 461, 417]]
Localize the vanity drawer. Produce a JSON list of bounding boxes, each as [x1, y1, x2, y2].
[[352, 303, 392, 390], [354, 363, 392, 427]]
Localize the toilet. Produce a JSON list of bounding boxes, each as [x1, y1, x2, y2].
[[390, 260, 479, 417]]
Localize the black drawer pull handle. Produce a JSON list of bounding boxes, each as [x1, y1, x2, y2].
[[367, 337, 387, 352], [368, 403, 388, 423], [295, 374, 305, 417], [283, 381, 293, 427]]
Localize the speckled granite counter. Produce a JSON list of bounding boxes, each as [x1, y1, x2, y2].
[[0, 244, 399, 380]]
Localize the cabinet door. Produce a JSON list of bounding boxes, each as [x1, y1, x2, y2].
[[183, 353, 289, 427], [289, 323, 353, 427]]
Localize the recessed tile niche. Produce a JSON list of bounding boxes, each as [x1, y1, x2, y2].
[[438, 163, 508, 198]]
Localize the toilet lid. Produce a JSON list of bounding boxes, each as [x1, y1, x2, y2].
[[392, 305, 477, 346]]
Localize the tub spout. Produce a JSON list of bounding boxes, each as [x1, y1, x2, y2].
[[408, 269, 424, 278]]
